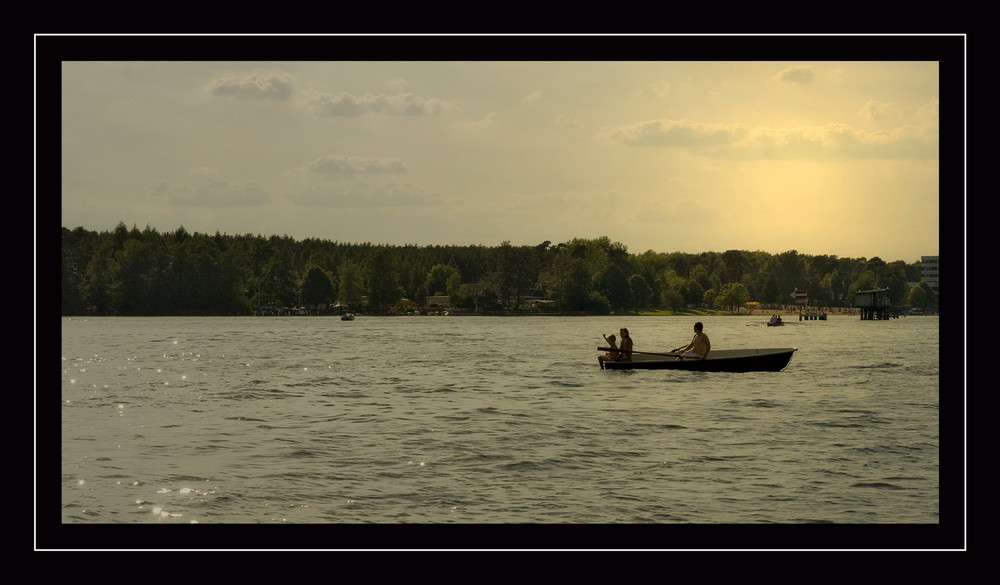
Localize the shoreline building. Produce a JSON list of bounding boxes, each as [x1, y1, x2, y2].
[[854, 287, 900, 320], [921, 255, 940, 302]]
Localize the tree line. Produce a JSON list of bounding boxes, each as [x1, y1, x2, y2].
[[60, 222, 938, 316]]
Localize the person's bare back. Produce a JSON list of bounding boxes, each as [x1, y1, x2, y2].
[[691, 330, 710, 356], [672, 322, 710, 359]]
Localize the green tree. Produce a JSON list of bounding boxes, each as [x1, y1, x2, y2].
[[773, 250, 807, 302], [657, 268, 688, 309], [367, 249, 402, 313], [560, 260, 593, 311], [63, 223, 932, 317], [541, 245, 574, 310], [716, 281, 751, 312], [300, 265, 336, 309], [721, 249, 750, 284], [917, 281, 937, 307], [586, 290, 612, 313], [112, 221, 129, 252], [681, 279, 705, 307], [400, 257, 427, 300], [338, 259, 365, 309], [702, 288, 718, 309], [82, 244, 119, 314], [164, 235, 235, 315], [661, 287, 685, 311], [61, 227, 95, 315], [907, 285, 928, 307], [446, 271, 463, 306], [426, 264, 460, 296], [627, 274, 652, 312], [115, 238, 162, 315], [489, 241, 537, 310], [688, 263, 712, 291], [849, 271, 878, 296], [631, 250, 670, 307], [594, 264, 632, 313], [492, 241, 516, 309], [882, 260, 910, 304], [761, 272, 780, 305], [814, 272, 837, 307], [251, 258, 298, 309]]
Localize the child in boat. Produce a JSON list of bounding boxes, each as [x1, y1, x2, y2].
[[599, 333, 619, 365]]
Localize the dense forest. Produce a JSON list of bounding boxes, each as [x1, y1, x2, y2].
[[60, 222, 938, 316]]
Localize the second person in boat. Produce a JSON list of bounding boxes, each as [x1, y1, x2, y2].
[[617, 327, 633, 361]]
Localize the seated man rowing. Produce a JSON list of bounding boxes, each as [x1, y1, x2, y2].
[[671, 322, 711, 360]]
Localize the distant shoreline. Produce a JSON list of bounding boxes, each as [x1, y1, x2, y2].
[[745, 308, 855, 317], [61, 310, 940, 318], [637, 307, 859, 318]]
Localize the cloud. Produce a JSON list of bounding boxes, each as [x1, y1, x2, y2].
[[521, 90, 543, 104], [458, 112, 497, 131], [776, 65, 815, 84], [555, 113, 579, 126], [290, 181, 427, 208], [208, 71, 294, 101], [916, 97, 939, 127], [301, 155, 408, 177], [860, 100, 897, 121], [605, 119, 750, 148], [163, 170, 270, 207], [632, 195, 716, 222], [287, 156, 420, 208], [305, 90, 451, 117], [634, 80, 672, 98], [606, 118, 938, 159], [738, 123, 938, 159]]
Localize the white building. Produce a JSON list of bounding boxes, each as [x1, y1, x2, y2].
[[921, 256, 939, 297]]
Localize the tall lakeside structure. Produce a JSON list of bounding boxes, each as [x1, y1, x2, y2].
[[921, 256, 940, 300]]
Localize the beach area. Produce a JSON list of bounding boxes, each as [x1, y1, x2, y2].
[[747, 306, 857, 317], [634, 305, 862, 319]]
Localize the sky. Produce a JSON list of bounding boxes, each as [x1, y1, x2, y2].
[[54, 37, 951, 263]]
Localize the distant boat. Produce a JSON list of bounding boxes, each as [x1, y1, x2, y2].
[[766, 321, 785, 326], [341, 313, 355, 321], [597, 347, 797, 372]]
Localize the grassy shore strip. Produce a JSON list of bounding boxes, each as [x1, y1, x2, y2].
[[637, 308, 730, 317]]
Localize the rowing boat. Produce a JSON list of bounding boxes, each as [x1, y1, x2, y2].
[[597, 347, 797, 372]]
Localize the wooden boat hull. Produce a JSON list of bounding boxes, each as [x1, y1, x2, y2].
[[602, 348, 797, 372]]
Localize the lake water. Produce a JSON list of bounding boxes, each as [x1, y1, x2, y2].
[[46, 314, 961, 549]]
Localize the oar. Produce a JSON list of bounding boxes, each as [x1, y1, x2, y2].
[[597, 347, 682, 357]]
